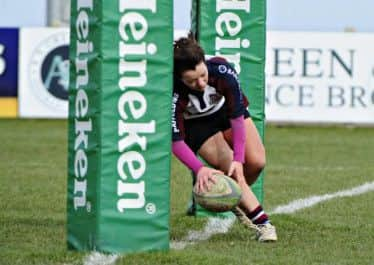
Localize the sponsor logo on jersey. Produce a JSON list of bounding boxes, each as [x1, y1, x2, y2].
[[172, 93, 180, 133], [218, 64, 227, 74]]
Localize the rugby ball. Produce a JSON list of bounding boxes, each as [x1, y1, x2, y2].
[[193, 173, 242, 212]]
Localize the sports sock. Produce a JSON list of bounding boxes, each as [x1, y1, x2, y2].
[[246, 205, 269, 225]]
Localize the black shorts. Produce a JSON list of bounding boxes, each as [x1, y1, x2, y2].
[[184, 107, 250, 153]]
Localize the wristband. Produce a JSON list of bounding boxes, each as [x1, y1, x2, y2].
[[230, 115, 246, 163], [172, 140, 204, 174]]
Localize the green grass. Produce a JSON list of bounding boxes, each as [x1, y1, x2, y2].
[[0, 120, 373, 265]]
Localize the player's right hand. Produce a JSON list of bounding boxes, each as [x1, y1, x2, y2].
[[195, 166, 222, 193]]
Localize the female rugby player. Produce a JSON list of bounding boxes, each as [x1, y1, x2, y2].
[[171, 35, 277, 242]]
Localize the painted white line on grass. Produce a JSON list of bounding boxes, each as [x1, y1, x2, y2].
[[271, 165, 350, 171], [81, 181, 374, 257], [81, 218, 236, 262], [171, 181, 374, 250], [270, 181, 374, 215], [83, 252, 119, 265], [170, 217, 236, 250]]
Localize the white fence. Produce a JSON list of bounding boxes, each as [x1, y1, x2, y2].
[[265, 31, 374, 124], [1, 28, 374, 123]]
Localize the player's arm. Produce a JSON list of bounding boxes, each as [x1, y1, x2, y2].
[[217, 61, 247, 179], [172, 92, 223, 191], [230, 115, 246, 163], [172, 140, 204, 174], [171, 91, 219, 191], [228, 115, 246, 181], [172, 141, 221, 192]]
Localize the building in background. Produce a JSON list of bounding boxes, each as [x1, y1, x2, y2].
[[47, 0, 70, 27]]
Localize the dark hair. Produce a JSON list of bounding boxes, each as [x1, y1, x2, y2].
[[173, 33, 205, 78]]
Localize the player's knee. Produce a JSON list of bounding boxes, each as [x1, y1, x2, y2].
[[217, 148, 233, 170], [244, 153, 266, 179], [253, 154, 266, 172], [248, 148, 266, 172], [221, 147, 233, 160]]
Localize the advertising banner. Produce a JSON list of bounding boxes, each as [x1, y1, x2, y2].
[[67, 0, 173, 253], [18, 28, 69, 118], [192, 0, 266, 211], [0, 28, 19, 117], [266, 31, 374, 124]]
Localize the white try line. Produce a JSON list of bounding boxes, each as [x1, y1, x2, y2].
[[83, 252, 119, 265], [170, 181, 374, 250], [82, 181, 374, 262], [270, 181, 374, 215], [170, 217, 236, 250]]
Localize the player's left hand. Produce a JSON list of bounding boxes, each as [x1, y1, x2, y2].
[[228, 161, 245, 183]]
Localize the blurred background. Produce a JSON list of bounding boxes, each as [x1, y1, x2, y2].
[[0, 0, 373, 124], [1, 0, 373, 31], [1, 2, 373, 264]]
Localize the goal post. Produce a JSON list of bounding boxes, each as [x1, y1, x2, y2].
[[66, 0, 266, 253], [67, 0, 173, 253], [191, 0, 267, 216]]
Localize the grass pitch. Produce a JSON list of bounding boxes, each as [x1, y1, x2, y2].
[[0, 119, 373, 265]]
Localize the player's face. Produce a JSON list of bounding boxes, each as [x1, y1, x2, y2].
[[181, 61, 208, 91]]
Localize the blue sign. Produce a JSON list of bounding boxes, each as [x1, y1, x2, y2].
[[41, 45, 69, 100], [0, 28, 19, 97]]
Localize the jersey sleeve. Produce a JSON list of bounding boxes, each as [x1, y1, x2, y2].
[[172, 140, 204, 174], [230, 115, 246, 163]]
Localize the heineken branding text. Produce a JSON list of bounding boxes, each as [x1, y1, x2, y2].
[[117, 0, 157, 213], [215, 0, 251, 74], [67, 0, 172, 252], [72, 0, 94, 210]]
